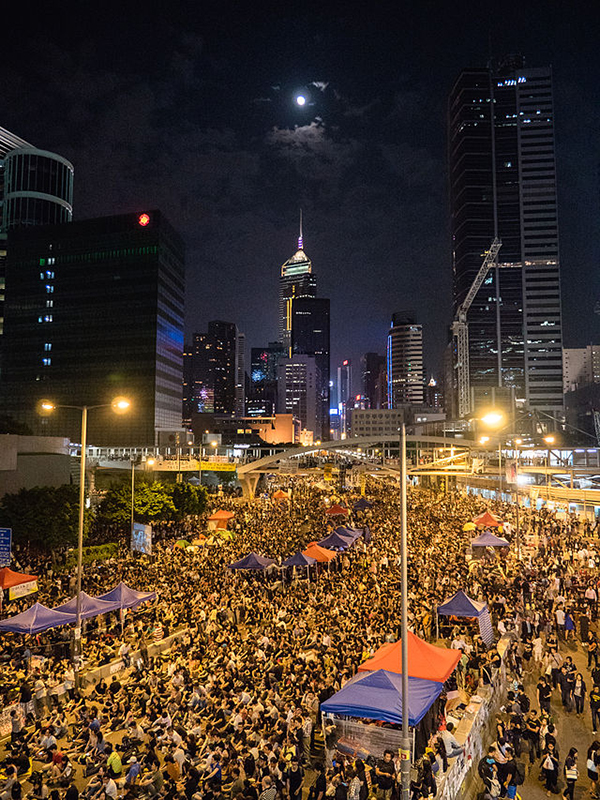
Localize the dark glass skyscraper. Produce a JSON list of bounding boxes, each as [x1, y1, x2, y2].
[[186, 321, 245, 418], [449, 57, 563, 416], [290, 297, 330, 439], [250, 342, 285, 416], [1, 210, 184, 445], [279, 219, 316, 352]]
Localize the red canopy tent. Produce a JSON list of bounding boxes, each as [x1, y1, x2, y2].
[[207, 509, 235, 530], [273, 490, 289, 501], [303, 543, 337, 563], [326, 504, 349, 516], [0, 567, 38, 590], [473, 511, 501, 528], [357, 630, 460, 683]]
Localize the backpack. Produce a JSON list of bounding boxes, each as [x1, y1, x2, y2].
[[514, 761, 525, 786], [478, 757, 493, 781]]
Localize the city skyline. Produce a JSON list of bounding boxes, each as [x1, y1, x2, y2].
[[0, 3, 599, 388]]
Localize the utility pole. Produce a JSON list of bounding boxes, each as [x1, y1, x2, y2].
[[400, 423, 411, 800]]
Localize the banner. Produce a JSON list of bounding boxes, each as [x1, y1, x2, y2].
[[131, 522, 152, 555], [359, 473, 367, 496], [200, 461, 236, 472], [0, 528, 12, 567], [324, 464, 333, 482], [8, 580, 38, 601], [505, 461, 517, 485]]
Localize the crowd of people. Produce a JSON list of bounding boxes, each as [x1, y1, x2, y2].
[[0, 477, 599, 800]]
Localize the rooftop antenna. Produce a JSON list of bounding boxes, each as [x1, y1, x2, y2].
[[298, 209, 303, 250]]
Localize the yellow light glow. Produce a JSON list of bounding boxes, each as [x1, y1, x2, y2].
[[211, 441, 218, 447], [515, 438, 523, 445], [480, 436, 490, 444], [146, 458, 155, 467], [112, 396, 131, 414], [41, 401, 55, 411], [544, 435, 555, 444], [480, 411, 504, 428]]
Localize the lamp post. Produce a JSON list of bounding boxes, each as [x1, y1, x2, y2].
[[399, 423, 411, 800], [39, 397, 130, 681], [514, 439, 522, 558]]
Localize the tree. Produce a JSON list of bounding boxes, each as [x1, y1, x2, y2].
[[0, 485, 86, 554], [96, 480, 176, 529], [165, 483, 208, 521]]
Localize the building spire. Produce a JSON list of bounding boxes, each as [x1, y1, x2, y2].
[[298, 208, 303, 250]]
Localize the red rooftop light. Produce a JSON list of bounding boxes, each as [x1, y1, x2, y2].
[[138, 213, 150, 227]]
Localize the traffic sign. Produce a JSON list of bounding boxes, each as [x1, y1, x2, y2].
[[0, 528, 12, 567]]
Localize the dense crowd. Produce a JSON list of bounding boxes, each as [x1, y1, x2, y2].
[[1, 478, 600, 800]]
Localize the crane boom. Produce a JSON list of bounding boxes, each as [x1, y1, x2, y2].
[[453, 238, 502, 418]]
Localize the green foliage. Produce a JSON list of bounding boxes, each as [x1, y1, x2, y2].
[[96, 479, 206, 529], [165, 482, 208, 521], [0, 485, 88, 552], [65, 542, 121, 567]]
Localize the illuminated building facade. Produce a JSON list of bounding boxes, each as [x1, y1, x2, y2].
[[0, 126, 73, 340], [250, 342, 285, 416], [449, 57, 563, 415], [186, 321, 245, 418], [290, 297, 330, 440], [278, 218, 316, 352], [387, 314, 424, 407], [2, 210, 184, 445], [277, 354, 320, 440]]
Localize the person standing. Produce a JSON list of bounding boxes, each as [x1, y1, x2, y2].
[[587, 741, 600, 799], [563, 747, 578, 800], [375, 751, 396, 800], [590, 684, 600, 734], [542, 742, 559, 796], [574, 673, 587, 716]]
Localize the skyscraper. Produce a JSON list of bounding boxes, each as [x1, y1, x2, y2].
[[279, 214, 316, 352], [449, 57, 563, 416], [387, 314, 424, 407], [337, 359, 352, 437], [361, 352, 386, 408], [277, 354, 320, 441], [0, 126, 73, 339], [186, 321, 245, 417], [290, 296, 330, 439], [250, 342, 286, 416], [2, 210, 184, 445]]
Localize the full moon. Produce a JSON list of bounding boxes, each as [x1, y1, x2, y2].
[[296, 95, 306, 106]]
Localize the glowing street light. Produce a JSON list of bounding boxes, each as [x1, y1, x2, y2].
[[480, 411, 504, 428], [479, 436, 490, 445], [39, 397, 131, 680]]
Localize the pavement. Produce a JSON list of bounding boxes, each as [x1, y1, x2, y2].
[[517, 635, 595, 800]]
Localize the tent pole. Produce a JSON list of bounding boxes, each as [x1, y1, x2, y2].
[[400, 423, 411, 800]]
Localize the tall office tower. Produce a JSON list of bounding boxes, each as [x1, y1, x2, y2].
[[250, 342, 286, 416], [190, 321, 244, 416], [182, 343, 195, 425], [277, 354, 320, 440], [449, 56, 563, 416], [2, 211, 184, 446], [361, 352, 386, 408], [0, 127, 74, 339], [279, 215, 316, 352], [387, 314, 424, 407], [337, 359, 353, 437], [290, 296, 330, 439]]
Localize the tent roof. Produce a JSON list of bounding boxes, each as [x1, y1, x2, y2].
[[0, 602, 76, 635], [96, 582, 157, 610], [303, 543, 337, 562], [273, 490, 289, 500], [437, 589, 487, 618], [229, 552, 276, 570], [471, 531, 510, 547], [208, 509, 235, 520], [334, 525, 364, 539], [353, 498, 373, 510], [54, 591, 121, 619], [0, 567, 38, 590], [282, 552, 317, 567], [473, 511, 501, 527], [317, 531, 356, 551], [326, 504, 349, 516], [321, 670, 443, 727], [357, 631, 460, 682]]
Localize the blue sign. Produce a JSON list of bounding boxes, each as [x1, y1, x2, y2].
[[0, 528, 12, 567]]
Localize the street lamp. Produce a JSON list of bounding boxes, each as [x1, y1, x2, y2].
[[39, 397, 130, 679], [399, 423, 410, 799], [480, 410, 505, 498]]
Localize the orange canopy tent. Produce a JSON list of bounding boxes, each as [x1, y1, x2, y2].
[[207, 509, 235, 530], [273, 490, 289, 501], [357, 630, 460, 683], [473, 511, 501, 528], [0, 567, 38, 590], [326, 504, 349, 516], [303, 543, 337, 563]]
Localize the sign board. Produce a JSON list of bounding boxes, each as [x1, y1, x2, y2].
[[505, 461, 517, 484], [8, 580, 38, 601], [131, 522, 153, 555], [0, 528, 12, 567], [359, 473, 367, 496], [200, 461, 236, 472], [324, 464, 333, 482]]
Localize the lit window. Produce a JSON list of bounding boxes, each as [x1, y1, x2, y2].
[[44, 315, 53, 322], [42, 358, 51, 366], [44, 343, 52, 351], [46, 300, 53, 308], [46, 285, 54, 293], [46, 271, 55, 279]]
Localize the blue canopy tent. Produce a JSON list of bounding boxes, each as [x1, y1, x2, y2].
[[353, 498, 373, 511], [281, 552, 317, 568], [318, 531, 356, 551], [470, 532, 510, 548], [321, 669, 443, 727], [334, 526, 364, 540], [437, 590, 494, 645], [228, 552, 276, 570], [96, 582, 157, 610], [54, 591, 121, 619], [0, 602, 76, 635]]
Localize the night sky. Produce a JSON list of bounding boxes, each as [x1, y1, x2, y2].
[[2, 1, 599, 392]]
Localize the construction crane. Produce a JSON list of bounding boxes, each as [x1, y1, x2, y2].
[[452, 238, 502, 418]]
